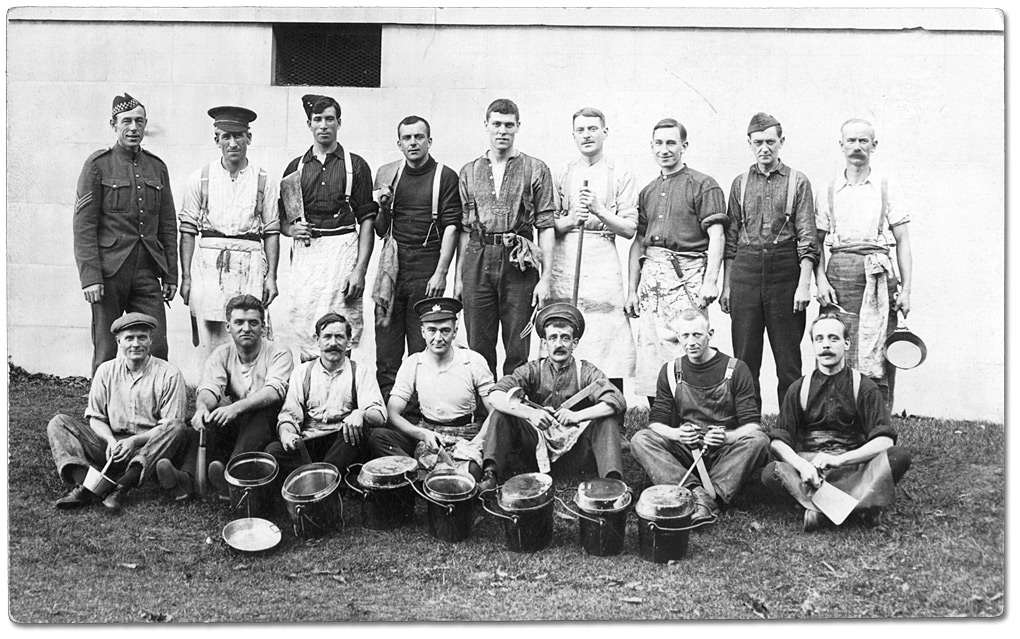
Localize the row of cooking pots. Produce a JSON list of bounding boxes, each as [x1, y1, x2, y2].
[[221, 452, 703, 564]]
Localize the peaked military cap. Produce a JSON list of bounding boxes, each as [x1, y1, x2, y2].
[[536, 302, 585, 339], [110, 312, 158, 334], [747, 112, 781, 135], [414, 297, 462, 323], [112, 93, 143, 117], [208, 106, 257, 133]]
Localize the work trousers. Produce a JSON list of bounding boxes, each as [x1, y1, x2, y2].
[[180, 404, 281, 476], [265, 430, 371, 483], [91, 244, 169, 374], [461, 240, 539, 377], [630, 429, 771, 504], [482, 412, 623, 481], [47, 413, 190, 486], [375, 246, 441, 398], [729, 244, 805, 409]]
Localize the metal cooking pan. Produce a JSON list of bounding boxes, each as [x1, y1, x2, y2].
[[222, 517, 281, 554], [884, 312, 927, 369]]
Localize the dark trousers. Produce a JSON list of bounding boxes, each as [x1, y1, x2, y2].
[[91, 244, 169, 374], [265, 430, 370, 483], [482, 411, 623, 481], [461, 240, 539, 377], [375, 247, 440, 398], [181, 404, 281, 476], [368, 427, 418, 458], [730, 245, 805, 409]]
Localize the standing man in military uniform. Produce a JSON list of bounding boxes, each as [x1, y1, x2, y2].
[[178, 106, 281, 354], [74, 93, 179, 373], [280, 95, 377, 361]]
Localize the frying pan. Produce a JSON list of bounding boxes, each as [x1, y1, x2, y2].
[[884, 311, 927, 369], [222, 517, 281, 554]]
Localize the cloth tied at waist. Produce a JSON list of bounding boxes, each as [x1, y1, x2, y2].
[[531, 417, 593, 473], [372, 234, 399, 326], [833, 245, 894, 379], [490, 232, 542, 272], [413, 416, 487, 473]]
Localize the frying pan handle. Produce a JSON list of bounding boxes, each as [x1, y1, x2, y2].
[[554, 495, 603, 526], [480, 497, 518, 523], [343, 463, 365, 497]]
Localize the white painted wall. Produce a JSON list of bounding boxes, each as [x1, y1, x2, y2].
[[5, 8, 1004, 421]]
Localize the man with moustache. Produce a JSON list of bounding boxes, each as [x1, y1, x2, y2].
[[371, 116, 463, 399], [722, 112, 818, 409], [625, 118, 727, 407], [47, 313, 190, 512], [178, 106, 281, 353], [630, 307, 769, 525], [280, 95, 377, 360], [267, 313, 386, 480], [457, 98, 558, 377], [550, 107, 638, 391], [477, 303, 626, 491], [763, 314, 911, 531], [813, 119, 913, 409], [369, 297, 495, 479], [164, 295, 294, 501], [73, 93, 178, 373]]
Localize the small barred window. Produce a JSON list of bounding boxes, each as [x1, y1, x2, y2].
[[273, 23, 382, 87]]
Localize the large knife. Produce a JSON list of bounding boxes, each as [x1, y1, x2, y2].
[[281, 171, 310, 247]]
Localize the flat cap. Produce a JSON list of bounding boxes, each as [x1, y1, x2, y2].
[[747, 112, 781, 135], [208, 105, 257, 133], [112, 93, 143, 117], [536, 302, 585, 339], [110, 312, 157, 334], [301, 94, 337, 120], [414, 297, 462, 323]]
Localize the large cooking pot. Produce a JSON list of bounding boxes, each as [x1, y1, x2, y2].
[[222, 517, 281, 554], [635, 485, 697, 564], [281, 463, 344, 538], [556, 478, 632, 557], [224, 452, 279, 520], [410, 467, 478, 543], [481, 472, 555, 553], [345, 456, 418, 530], [884, 314, 928, 369]]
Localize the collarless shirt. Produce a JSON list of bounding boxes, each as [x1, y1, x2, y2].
[[459, 151, 557, 234], [638, 165, 728, 251], [390, 347, 495, 422], [179, 159, 281, 236], [85, 355, 187, 435], [815, 168, 909, 248], [725, 161, 819, 263], [390, 156, 463, 248], [198, 339, 294, 404], [279, 144, 377, 229], [493, 357, 626, 416], [278, 357, 386, 433], [556, 156, 639, 234]]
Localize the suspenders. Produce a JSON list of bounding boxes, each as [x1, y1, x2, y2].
[[302, 359, 359, 411], [296, 146, 355, 218], [739, 168, 799, 244], [826, 176, 889, 246], [666, 357, 738, 403], [199, 163, 267, 230], [386, 161, 446, 246], [799, 368, 861, 412]]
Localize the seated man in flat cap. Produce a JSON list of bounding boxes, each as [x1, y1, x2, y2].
[[179, 105, 281, 353], [631, 307, 770, 526], [478, 303, 626, 492], [267, 313, 386, 481], [280, 95, 377, 361], [46, 313, 191, 512], [369, 297, 495, 480]]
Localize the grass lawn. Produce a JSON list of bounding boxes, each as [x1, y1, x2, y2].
[[6, 366, 1005, 622]]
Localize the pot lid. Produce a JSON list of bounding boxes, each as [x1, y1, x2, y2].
[[635, 485, 695, 520], [575, 477, 630, 512], [358, 455, 418, 489], [424, 467, 476, 501], [498, 472, 553, 511], [225, 452, 280, 488]]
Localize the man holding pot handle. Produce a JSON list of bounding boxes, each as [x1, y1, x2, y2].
[[267, 313, 386, 481], [477, 303, 626, 492], [630, 307, 770, 526]]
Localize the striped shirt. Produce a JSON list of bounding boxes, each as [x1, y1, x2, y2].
[[279, 145, 377, 229]]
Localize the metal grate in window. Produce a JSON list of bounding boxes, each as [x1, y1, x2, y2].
[[273, 23, 381, 87]]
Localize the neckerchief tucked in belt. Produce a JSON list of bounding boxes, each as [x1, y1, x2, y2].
[[831, 244, 893, 379], [503, 232, 543, 272], [413, 415, 487, 473]]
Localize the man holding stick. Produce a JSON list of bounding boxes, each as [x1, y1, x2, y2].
[[550, 107, 638, 391]]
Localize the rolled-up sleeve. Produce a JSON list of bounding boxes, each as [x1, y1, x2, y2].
[[264, 344, 294, 401], [178, 167, 204, 235], [351, 154, 379, 223], [157, 368, 189, 425], [277, 364, 308, 435], [724, 175, 744, 261], [196, 346, 230, 403], [792, 172, 818, 264], [467, 352, 496, 396], [859, 386, 897, 444], [531, 159, 558, 229], [614, 167, 639, 224], [355, 363, 387, 423], [582, 362, 626, 416], [389, 356, 418, 403], [770, 378, 804, 449], [697, 177, 728, 231], [260, 173, 282, 235]]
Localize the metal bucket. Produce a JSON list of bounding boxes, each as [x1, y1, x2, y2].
[[225, 452, 279, 520], [635, 485, 697, 564], [411, 467, 478, 543], [481, 473, 555, 553], [557, 478, 632, 557], [346, 457, 418, 530], [282, 463, 344, 538]]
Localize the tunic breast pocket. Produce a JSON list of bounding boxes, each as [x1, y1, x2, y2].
[[143, 180, 163, 212], [101, 178, 131, 212]]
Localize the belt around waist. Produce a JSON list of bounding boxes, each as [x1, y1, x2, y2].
[[201, 230, 262, 242], [310, 226, 357, 238], [477, 231, 532, 246], [422, 414, 475, 428]]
